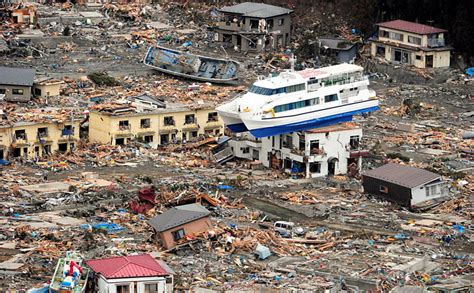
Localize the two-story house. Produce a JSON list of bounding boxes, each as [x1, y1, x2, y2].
[[229, 123, 367, 178], [369, 19, 452, 68], [216, 2, 293, 52]]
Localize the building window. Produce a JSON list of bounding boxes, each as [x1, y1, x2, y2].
[[191, 131, 198, 138], [283, 158, 292, 169], [278, 18, 284, 26], [172, 229, 185, 241], [379, 185, 388, 193], [62, 125, 74, 136], [143, 135, 153, 143], [58, 143, 68, 152], [207, 112, 218, 122], [160, 134, 169, 145], [283, 134, 292, 149], [408, 36, 422, 45], [389, 32, 403, 41], [12, 89, 24, 95], [140, 118, 151, 128], [299, 135, 305, 150], [0, 88, 6, 94], [416, 55, 422, 60], [164, 116, 175, 126], [15, 129, 26, 140], [310, 162, 321, 173], [115, 138, 125, 145], [349, 135, 360, 150], [185, 114, 195, 124], [267, 19, 274, 29], [324, 94, 338, 103], [242, 147, 250, 154], [272, 136, 275, 148], [310, 140, 320, 154], [376, 45, 385, 56], [116, 285, 130, 293], [37, 127, 48, 138], [250, 19, 259, 29], [380, 29, 389, 38], [119, 120, 130, 130], [308, 78, 318, 85], [144, 283, 159, 293]]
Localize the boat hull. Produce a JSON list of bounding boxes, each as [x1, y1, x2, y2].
[[242, 99, 379, 138]]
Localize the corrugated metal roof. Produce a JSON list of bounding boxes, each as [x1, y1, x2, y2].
[[85, 254, 170, 279], [148, 203, 210, 232], [219, 2, 293, 18], [0, 66, 35, 86], [363, 163, 441, 188], [377, 19, 447, 35]]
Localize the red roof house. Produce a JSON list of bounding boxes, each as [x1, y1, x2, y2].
[[376, 19, 447, 35], [85, 254, 174, 293]]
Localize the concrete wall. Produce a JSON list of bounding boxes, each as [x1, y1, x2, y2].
[[98, 275, 168, 293], [411, 181, 448, 206], [0, 120, 81, 159], [33, 82, 62, 98], [159, 217, 212, 249], [0, 85, 31, 102], [89, 109, 224, 148]]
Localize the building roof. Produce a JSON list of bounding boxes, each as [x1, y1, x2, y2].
[[363, 163, 441, 188], [0, 66, 35, 86], [377, 19, 447, 35], [319, 37, 357, 51], [148, 203, 210, 232], [219, 2, 293, 18], [85, 254, 172, 279]]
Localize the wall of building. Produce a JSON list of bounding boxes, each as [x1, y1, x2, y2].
[[362, 176, 412, 206], [97, 275, 168, 293], [0, 85, 31, 102], [0, 120, 80, 159], [159, 217, 212, 249], [411, 180, 447, 206], [33, 82, 62, 98], [89, 109, 224, 148]]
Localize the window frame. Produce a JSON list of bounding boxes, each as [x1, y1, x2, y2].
[[172, 228, 185, 241], [12, 88, 24, 95]]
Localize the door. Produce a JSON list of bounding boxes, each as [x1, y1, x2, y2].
[[426, 55, 433, 68], [328, 158, 338, 176]]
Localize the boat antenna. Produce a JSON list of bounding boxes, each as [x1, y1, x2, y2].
[[290, 54, 296, 71], [221, 46, 229, 59]]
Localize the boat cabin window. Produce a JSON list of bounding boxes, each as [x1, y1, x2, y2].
[[249, 85, 275, 95], [324, 94, 338, 103], [249, 83, 306, 96], [274, 97, 319, 113], [307, 78, 318, 85]]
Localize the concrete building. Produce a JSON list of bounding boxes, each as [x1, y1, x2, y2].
[[362, 163, 449, 208], [228, 123, 366, 178], [89, 105, 224, 148], [215, 2, 293, 52], [0, 66, 35, 102], [86, 254, 174, 293], [369, 19, 452, 68], [0, 119, 81, 160], [148, 204, 212, 249]]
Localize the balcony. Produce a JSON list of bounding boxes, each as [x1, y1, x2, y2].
[[37, 132, 51, 143], [204, 120, 222, 130], [217, 21, 242, 32], [117, 125, 131, 134], [12, 134, 28, 145], [427, 38, 445, 48]]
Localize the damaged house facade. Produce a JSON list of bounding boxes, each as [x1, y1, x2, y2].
[[0, 119, 81, 159], [89, 105, 224, 147], [229, 123, 366, 178], [215, 2, 293, 52], [362, 163, 449, 208], [370, 19, 451, 68], [0, 66, 35, 102]]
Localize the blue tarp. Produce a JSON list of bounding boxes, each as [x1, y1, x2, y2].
[[465, 67, 474, 77], [0, 159, 11, 165], [91, 222, 125, 234]]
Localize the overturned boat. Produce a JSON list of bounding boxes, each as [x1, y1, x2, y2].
[[49, 251, 89, 293], [144, 45, 239, 84]]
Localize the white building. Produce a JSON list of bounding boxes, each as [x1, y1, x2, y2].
[[85, 254, 174, 293], [229, 123, 367, 178]]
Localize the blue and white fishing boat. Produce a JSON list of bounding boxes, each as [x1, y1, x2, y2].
[[217, 63, 379, 138], [143, 45, 239, 84]]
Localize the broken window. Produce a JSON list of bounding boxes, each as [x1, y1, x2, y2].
[[379, 185, 388, 193], [34, 88, 42, 96], [249, 38, 258, 49], [70, 143, 75, 150], [143, 135, 153, 143], [140, 118, 151, 128], [379, 29, 389, 38], [207, 112, 218, 122], [191, 131, 198, 138], [242, 147, 249, 154], [283, 134, 292, 149], [37, 127, 48, 138], [185, 114, 196, 124], [349, 135, 360, 150], [115, 138, 125, 145], [250, 19, 259, 29], [119, 120, 130, 130], [160, 134, 169, 145], [12, 89, 24, 95], [172, 229, 185, 241], [278, 18, 284, 26], [283, 158, 292, 169], [58, 143, 68, 153], [299, 135, 305, 150], [310, 162, 321, 173], [15, 129, 26, 140], [13, 148, 21, 157], [267, 19, 274, 29], [164, 116, 175, 126], [0, 88, 5, 94], [416, 55, 422, 60], [62, 125, 74, 136], [376, 45, 385, 56], [310, 140, 320, 154], [222, 34, 232, 43], [43, 145, 51, 156]]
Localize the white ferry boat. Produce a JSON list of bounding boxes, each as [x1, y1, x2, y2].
[[217, 63, 379, 138]]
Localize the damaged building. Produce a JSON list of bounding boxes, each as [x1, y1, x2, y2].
[[0, 66, 35, 102], [215, 2, 293, 52], [228, 123, 366, 178]]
